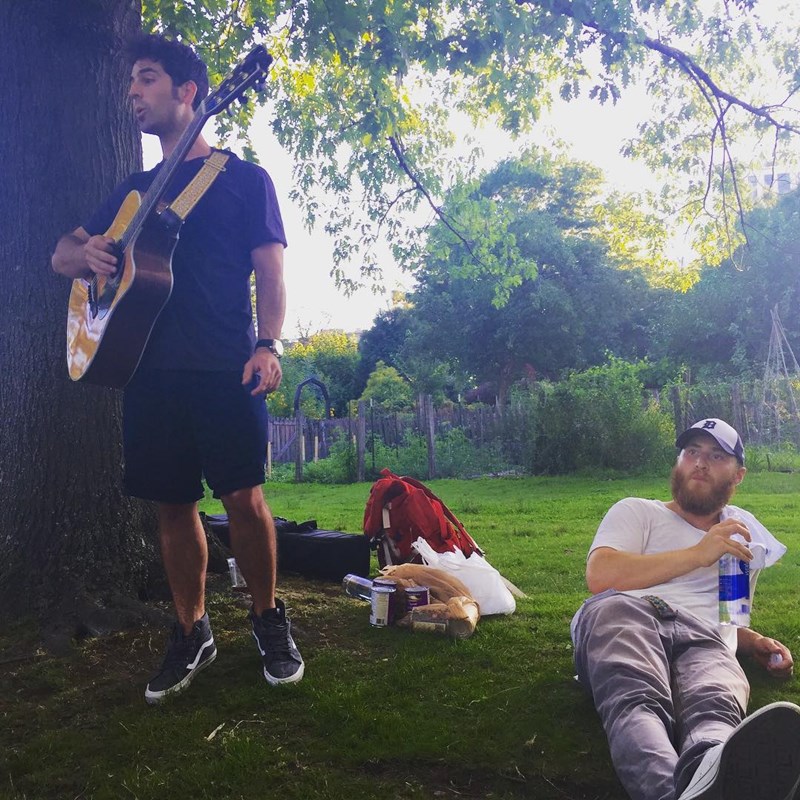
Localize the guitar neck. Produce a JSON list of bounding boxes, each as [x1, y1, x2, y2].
[[117, 109, 209, 251], [113, 44, 272, 252]]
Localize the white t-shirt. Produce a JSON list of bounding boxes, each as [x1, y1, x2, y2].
[[573, 498, 786, 652]]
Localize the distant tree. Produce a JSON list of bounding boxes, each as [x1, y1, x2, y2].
[[359, 361, 414, 411], [652, 189, 800, 380], [355, 307, 413, 394], [408, 149, 660, 404]]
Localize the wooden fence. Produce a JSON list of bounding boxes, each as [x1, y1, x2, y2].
[[267, 396, 505, 481], [269, 380, 800, 480], [663, 379, 800, 448]]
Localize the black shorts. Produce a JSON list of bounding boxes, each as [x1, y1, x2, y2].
[[122, 369, 268, 504]]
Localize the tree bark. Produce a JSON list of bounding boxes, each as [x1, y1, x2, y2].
[[0, 0, 159, 634]]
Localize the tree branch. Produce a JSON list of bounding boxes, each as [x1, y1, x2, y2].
[[517, 0, 800, 136], [387, 135, 482, 262], [515, 0, 800, 261]]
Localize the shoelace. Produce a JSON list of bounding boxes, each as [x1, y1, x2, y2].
[[257, 618, 295, 659], [161, 624, 200, 669]]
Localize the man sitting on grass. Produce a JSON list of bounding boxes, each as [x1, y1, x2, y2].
[[571, 418, 800, 800]]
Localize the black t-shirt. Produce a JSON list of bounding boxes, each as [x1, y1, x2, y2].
[[84, 149, 287, 371]]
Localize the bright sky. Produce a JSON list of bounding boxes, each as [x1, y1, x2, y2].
[[141, 82, 651, 340], [141, 0, 800, 340]]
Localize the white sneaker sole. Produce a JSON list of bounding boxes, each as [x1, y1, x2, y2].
[[680, 702, 800, 800], [263, 659, 305, 686], [144, 644, 217, 705]]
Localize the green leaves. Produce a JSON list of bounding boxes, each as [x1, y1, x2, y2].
[[141, 0, 800, 290], [405, 149, 660, 399]]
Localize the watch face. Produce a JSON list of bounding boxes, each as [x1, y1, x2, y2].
[[271, 339, 284, 357]]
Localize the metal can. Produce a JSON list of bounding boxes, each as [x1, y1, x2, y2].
[[370, 584, 396, 627], [404, 586, 430, 610]]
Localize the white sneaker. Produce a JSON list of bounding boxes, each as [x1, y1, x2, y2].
[[677, 702, 800, 800]]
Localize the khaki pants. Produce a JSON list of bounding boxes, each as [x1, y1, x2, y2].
[[572, 591, 750, 800]]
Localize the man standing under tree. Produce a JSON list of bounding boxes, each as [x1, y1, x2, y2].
[[572, 418, 800, 800], [52, 34, 304, 703]]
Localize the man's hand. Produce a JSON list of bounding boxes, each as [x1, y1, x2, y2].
[[83, 235, 119, 276], [692, 517, 753, 567], [52, 228, 118, 280], [242, 349, 282, 396], [739, 630, 794, 679]]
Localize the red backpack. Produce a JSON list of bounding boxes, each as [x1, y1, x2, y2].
[[363, 469, 483, 567]]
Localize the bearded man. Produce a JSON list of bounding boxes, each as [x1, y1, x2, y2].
[[571, 418, 800, 800]]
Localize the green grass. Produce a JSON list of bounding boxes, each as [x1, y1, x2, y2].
[[2, 474, 799, 799]]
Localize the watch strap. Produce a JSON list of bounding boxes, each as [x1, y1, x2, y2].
[[255, 338, 282, 357]]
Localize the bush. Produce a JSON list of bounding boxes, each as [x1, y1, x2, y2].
[[301, 440, 359, 484], [502, 358, 675, 474], [297, 428, 511, 484]]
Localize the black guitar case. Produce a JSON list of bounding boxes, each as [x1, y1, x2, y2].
[[203, 514, 370, 582]]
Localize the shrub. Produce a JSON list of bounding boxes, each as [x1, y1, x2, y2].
[[502, 358, 675, 474], [297, 428, 510, 484], [301, 440, 359, 484]]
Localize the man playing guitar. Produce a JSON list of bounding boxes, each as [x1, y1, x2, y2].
[[52, 34, 304, 703]]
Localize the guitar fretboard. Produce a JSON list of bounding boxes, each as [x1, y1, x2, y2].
[[117, 108, 210, 252]]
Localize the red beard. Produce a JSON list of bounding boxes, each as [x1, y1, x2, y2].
[[670, 466, 738, 516]]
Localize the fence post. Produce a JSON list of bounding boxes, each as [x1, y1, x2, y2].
[[295, 410, 304, 482], [267, 441, 272, 479], [356, 400, 366, 482], [422, 393, 436, 480], [731, 383, 745, 442], [670, 385, 683, 434]]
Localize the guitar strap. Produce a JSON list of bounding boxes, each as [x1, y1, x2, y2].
[[166, 150, 230, 221]]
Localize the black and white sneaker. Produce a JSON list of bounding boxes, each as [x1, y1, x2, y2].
[[249, 599, 305, 685], [677, 701, 800, 800], [145, 613, 217, 705]]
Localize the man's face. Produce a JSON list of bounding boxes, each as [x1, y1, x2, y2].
[[128, 59, 192, 136], [671, 433, 746, 515]]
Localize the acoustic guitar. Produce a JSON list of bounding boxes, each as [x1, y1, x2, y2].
[[66, 45, 273, 388]]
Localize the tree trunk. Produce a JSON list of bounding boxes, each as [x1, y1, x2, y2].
[[0, 0, 159, 634]]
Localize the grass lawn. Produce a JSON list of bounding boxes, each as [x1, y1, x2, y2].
[[2, 473, 799, 799]]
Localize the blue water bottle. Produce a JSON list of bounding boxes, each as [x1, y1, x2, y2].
[[718, 553, 750, 626]]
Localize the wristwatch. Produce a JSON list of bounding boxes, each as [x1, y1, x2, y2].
[[255, 338, 284, 358]]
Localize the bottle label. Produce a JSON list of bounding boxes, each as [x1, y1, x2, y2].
[[719, 564, 749, 601], [413, 620, 448, 635]]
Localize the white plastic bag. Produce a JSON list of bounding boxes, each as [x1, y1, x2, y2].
[[411, 537, 516, 615]]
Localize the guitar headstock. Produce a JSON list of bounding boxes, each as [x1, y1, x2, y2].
[[203, 45, 273, 117]]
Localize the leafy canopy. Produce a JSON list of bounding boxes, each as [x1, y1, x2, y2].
[[406, 147, 662, 399], [143, 1, 800, 286]]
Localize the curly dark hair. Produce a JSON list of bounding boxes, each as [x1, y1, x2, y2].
[[125, 33, 209, 109]]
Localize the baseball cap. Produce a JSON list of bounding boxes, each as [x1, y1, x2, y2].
[[675, 418, 745, 464]]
